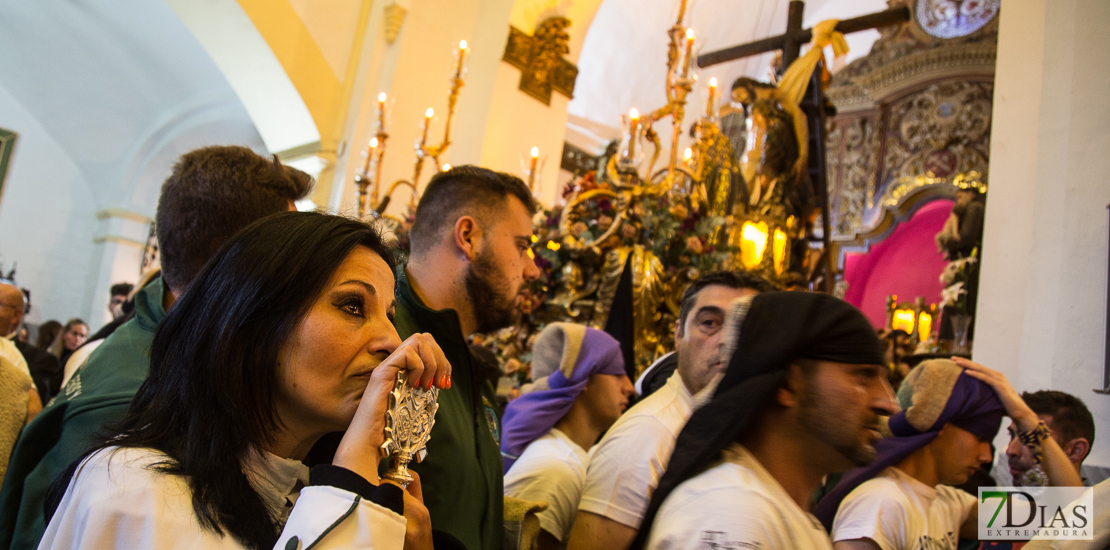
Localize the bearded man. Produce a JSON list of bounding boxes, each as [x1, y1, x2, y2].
[[633, 292, 898, 550], [397, 165, 541, 550]]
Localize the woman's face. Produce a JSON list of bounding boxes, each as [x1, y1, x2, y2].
[[275, 246, 403, 438], [62, 324, 88, 351]]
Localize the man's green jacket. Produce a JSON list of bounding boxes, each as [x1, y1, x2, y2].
[[394, 268, 503, 550], [0, 277, 168, 550]]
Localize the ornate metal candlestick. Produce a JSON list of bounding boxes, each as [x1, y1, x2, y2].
[[636, 2, 697, 189], [412, 40, 468, 189], [379, 371, 439, 487]]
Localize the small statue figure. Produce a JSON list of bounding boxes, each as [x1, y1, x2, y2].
[[729, 77, 810, 219]]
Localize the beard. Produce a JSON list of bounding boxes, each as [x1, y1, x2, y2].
[[464, 247, 521, 334], [797, 383, 879, 468]]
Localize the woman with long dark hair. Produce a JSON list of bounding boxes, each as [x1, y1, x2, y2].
[[41, 211, 450, 550]]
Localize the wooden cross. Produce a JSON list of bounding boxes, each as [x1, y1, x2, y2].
[[695, 1, 910, 292]]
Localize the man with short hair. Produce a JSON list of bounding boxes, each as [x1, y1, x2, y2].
[[0, 146, 312, 550], [1003, 390, 1096, 487], [567, 271, 778, 550], [107, 282, 133, 320], [635, 291, 898, 550], [395, 165, 541, 550]]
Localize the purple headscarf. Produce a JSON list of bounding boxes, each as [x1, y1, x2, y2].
[[500, 323, 626, 471], [814, 359, 1004, 529]]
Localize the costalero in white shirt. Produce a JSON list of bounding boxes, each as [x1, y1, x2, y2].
[[504, 428, 590, 544], [577, 370, 694, 529], [647, 443, 833, 550]]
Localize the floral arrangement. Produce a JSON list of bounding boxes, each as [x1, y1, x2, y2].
[[939, 249, 977, 315]]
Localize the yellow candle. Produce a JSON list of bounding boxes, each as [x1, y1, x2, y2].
[[420, 108, 434, 148], [528, 147, 539, 189], [707, 77, 718, 117], [682, 28, 695, 77], [455, 40, 468, 79], [377, 92, 387, 130], [627, 108, 639, 160]]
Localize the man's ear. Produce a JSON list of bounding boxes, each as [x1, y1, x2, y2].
[[453, 216, 480, 261], [1063, 438, 1091, 464], [776, 364, 805, 408], [673, 318, 683, 345]]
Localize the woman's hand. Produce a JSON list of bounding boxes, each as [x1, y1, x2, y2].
[[388, 471, 433, 550], [952, 357, 1039, 431], [334, 333, 451, 483]]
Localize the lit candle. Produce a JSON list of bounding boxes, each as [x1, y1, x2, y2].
[[682, 28, 695, 77], [420, 108, 434, 150], [442, 163, 452, 172], [684, 147, 693, 165], [361, 137, 377, 176], [528, 147, 539, 190], [627, 108, 639, 160], [455, 40, 468, 80], [706, 77, 718, 117]]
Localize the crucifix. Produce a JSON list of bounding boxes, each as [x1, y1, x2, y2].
[[697, 1, 910, 293]]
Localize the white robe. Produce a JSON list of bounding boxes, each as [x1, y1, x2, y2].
[[40, 446, 406, 550]]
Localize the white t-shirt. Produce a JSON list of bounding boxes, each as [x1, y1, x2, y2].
[[504, 429, 590, 542], [647, 444, 833, 550], [41, 446, 406, 550], [577, 371, 694, 528], [832, 467, 977, 550]]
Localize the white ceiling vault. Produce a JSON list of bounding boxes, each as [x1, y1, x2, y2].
[[567, 0, 890, 149]]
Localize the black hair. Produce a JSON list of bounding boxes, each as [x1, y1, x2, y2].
[[408, 165, 537, 256], [1021, 390, 1095, 448], [88, 211, 395, 549], [109, 282, 134, 297], [155, 146, 314, 293], [677, 270, 780, 334]]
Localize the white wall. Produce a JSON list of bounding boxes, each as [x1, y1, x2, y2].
[[975, 0, 1110, 468], [0, 0, 266, 331], [0, 85, 98, 328]]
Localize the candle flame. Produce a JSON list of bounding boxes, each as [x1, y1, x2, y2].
[[425, 108, 434, 118], [629, 108, 639, 120], [442, 163, 451, 171], [684, 147, 693, 161], [686, 28, 695, 40], [709, 77, 717, 88], [459, 40, 468, 50], [378, 92, 386, 102], [369, 137, 378, 148], [530, 147, 539, 158]]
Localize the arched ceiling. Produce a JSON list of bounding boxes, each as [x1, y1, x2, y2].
[[0, 0, 267, 213], [568, 0, 889, 148]]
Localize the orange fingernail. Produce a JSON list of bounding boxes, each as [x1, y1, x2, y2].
[[447, 377, 452, 389]]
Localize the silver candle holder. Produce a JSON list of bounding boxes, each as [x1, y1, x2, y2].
[[379, 371, 439, 487]]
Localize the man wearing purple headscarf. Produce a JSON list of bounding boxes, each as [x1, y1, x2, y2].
[[818, 358, 1084, 550], [502, 323, 634, 550]]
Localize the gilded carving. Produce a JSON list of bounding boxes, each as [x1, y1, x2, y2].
[[502, 17, 579, 105]]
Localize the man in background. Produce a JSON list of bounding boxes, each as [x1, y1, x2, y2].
[[1000, 389, 1098, 487], [106, 282, 133, 321], [396, 165, 540, 550], [568, 271, 778, 550]]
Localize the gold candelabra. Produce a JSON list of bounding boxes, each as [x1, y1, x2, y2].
[[637, 0, 697, 188], [357, 40, 469, 218]]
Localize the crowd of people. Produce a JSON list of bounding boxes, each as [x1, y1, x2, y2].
[[0, 145, 1103, 550]]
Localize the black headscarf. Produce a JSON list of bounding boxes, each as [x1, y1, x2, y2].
[[630, 291, 885, 550]]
